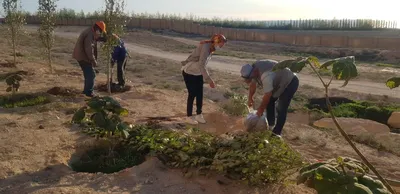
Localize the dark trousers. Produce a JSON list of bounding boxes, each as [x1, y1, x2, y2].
[[266, 76, 299, 135], [182, 71, 204, 117], [112, 57, 127, 86], [78, 61, 96, 96]]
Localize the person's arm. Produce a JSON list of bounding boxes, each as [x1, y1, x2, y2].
[[84, 34, 97, 66], [248, 80, 257, 107], [257, 92, 272, 117], [198, 43, 213, 84]]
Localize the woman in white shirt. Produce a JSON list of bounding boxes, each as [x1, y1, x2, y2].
[[181, 34, 227, 124]]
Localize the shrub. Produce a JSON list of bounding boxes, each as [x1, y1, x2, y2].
[[331, 102, 399, 124], [222, 93, 248, 116]]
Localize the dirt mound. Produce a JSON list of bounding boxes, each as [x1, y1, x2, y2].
[[47, 86, 81, 96], [95, 83, 132, 93], [199, 112, 246, 135]]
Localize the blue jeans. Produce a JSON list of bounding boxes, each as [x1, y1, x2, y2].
[[78, 61, 96, 96], [266, 76, 299, 135]]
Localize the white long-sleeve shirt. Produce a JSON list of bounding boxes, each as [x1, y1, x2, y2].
[[181, 43, 213, 83]]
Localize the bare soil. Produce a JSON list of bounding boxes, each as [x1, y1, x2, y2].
[[1, 26, 400, 193]]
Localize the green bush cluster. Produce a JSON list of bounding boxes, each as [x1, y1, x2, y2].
[[125, 125, 303, 185], [72, 96, 303, 185], [332, 101, 399, 124]]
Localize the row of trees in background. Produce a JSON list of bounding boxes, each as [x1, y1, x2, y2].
[[23, 9, 399, 31]]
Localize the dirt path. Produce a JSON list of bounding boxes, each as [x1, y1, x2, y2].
[[36, 25, 399, 98]]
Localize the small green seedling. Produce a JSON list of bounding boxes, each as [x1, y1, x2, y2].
[[72, 96, 131, 139], [38, 0, 58, 73], [102, 0, 127, 94], [5, 73, 23, 94], [2, 0, 25, 65]]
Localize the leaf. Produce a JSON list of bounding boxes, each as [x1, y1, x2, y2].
[[122, 130, 130, 138], [92, 112, 107, 128], [385, 77, 400, 89], [6, 87, 12, 92], [87, 97, 105, 110], [272, 57, 310, 73], [116, 108, 129, 116], [71, 107, 86, 124], [320, 56, 358, 87]]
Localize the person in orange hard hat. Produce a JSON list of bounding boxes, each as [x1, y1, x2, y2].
[[181, 34, 227, 124], [73, 21, 107, 97]]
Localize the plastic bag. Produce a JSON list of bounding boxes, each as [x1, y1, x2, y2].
[[244, 109, 269, 132]]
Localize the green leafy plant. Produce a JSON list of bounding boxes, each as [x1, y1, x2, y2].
[[222, 93, 249, 116], [71, 96, 131, 139], [385, 77, 400, 89], [37, 0, 58, 73], [5, 71, 23, 95], [125, 125, 303, 185], [102, 0, 127, 94], [273, 56, 396, 193], [297, 156, 390, 194], [2, 0, 25, 65]]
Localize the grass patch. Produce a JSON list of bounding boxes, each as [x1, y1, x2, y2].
[[376, 63, 400, 69], [70, 144, 147, 174], [222, 93, 248, 116], [0, 93, 51, 108]]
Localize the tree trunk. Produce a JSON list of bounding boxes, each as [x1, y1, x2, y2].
[[12, 34, 16, 65], [48, 49, 53, 73], [107, 55, 111, 94]]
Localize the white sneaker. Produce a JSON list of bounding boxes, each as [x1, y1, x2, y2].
[[194, 114, 206, 124], [189, 116, 198, 124]]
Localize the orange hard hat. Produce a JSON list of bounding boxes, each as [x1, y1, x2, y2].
[[95, 21, 107, 33], [211, 34, 227, 44]]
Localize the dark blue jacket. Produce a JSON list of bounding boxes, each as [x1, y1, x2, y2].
[[111, 38, 127, 62]]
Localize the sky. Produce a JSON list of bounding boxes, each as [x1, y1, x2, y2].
[[9, 0, 400, 23]]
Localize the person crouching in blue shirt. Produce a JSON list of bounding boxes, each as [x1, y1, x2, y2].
[[111, 33, 129, 87]]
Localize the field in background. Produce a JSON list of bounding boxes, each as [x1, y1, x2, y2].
[[26, 9, 399, 30], [23, 15, 400, 51]]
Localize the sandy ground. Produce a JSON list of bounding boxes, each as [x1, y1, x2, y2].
[[1, 25, 400, 194]]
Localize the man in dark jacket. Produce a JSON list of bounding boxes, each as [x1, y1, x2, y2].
[[73, 21, 107, 97], [111, 33, 129, 87]]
